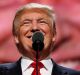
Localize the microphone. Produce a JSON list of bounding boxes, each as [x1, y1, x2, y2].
[[32, 31, 44, 51], [32, 31, 44, 75]]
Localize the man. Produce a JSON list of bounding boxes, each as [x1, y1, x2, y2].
[[0, 3, 80, 75]]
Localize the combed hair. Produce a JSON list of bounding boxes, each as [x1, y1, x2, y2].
[[13, 3, 56, 36]]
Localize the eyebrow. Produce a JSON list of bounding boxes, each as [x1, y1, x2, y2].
[[37, 18, 47, 21], [23, 19, 32, 22], [22, 18, 48, 23]]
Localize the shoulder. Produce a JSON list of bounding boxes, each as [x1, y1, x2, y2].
[[0, 62, 17, 69], [0, 62, 16, 68], [0, 59, 22, 75], [0, 57, 21, 70], [51, 59, 80, 75], [57, 64, 80, 75]]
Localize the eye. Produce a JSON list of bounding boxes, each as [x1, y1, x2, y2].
[[39, 20, 48, 25], [23, 21, 31, 26]]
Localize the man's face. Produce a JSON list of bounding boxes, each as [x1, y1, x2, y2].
[[15, 9, 55, 61]]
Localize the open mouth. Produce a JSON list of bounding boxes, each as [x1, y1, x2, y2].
[[27, 36, 32, 39], [26, 35, 32, 40]]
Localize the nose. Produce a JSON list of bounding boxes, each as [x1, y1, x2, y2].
[[31, 21, 40, 32]]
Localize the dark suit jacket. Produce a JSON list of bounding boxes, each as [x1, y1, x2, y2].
[[0, 57, 80, 75]]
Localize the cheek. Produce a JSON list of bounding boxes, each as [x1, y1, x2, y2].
[[19, 27, 30, 35], [40, 25, 51, 33], [40, 26, 53, 42]]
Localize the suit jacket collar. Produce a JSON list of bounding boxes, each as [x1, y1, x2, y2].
[[51, 59, 62, 75], [7, 57, 22, 75], [51, 59, 69, 75], [14, 57, 68, 75], [15, 57, 22, 75], [0, 57, 22, 75]]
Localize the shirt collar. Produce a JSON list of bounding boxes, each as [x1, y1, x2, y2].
[[41, 58, 53, 71], [21, 57, 33, 72], [21, 56, 53, 72]]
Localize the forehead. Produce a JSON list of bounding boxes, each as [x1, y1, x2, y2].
[[17, 8, 52, 20]]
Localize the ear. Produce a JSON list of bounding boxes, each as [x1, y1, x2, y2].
[[14, 36, 19, 44]]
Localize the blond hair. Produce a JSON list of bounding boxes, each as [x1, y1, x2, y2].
[[13, 3, 56, 36]]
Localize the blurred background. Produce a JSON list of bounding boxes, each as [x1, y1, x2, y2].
[[0, 0, 80, 70]]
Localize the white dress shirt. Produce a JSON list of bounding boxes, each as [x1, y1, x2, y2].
[[21, 57, 53, 75]]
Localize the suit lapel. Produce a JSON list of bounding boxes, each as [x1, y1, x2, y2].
[[51, 59, 69, 75], [16, 58, 63, 75], [17, 58, 62, 75], [16, 58, 69, 75], [1, 57, 22, 75], [8, 57, 22, 75], [51, 59, 62, 75], [8, 58, 69, 75], [16, 57, 22, 75], [16, 58, 62, 75]]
